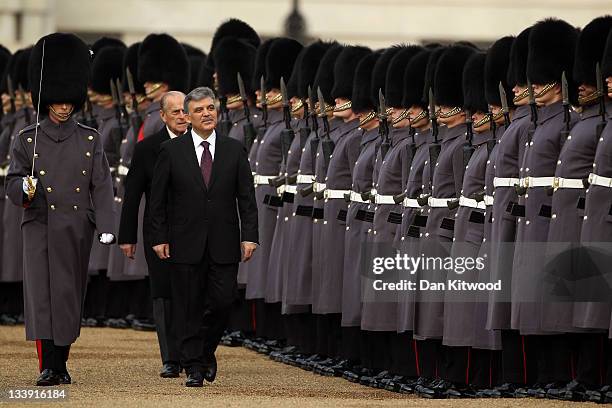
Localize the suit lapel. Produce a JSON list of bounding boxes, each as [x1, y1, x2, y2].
[[179, 133, 207, 193], [207, 135, 225, 192]]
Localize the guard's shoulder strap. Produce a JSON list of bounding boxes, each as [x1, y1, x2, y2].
[[18, 123, 38, 136], [76, 121, 99, 133]]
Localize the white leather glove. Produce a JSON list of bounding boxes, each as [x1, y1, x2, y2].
[[99, 233, 115, 244], [22, 176, 38, 201]]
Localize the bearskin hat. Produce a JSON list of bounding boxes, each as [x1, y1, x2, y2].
[[251, 38, 278, 92], [421, 46, 447, 106], [207, 18, 260, 70], [573, 15, 612, 86], [91, 46, 125, 95], [485, 36, 515, 107], [264, 38, 303, 90], [138, 33, 189, 93], [402, 48, 433, 109], [352, 51, 379, 113], [310, 42, 340, 103], [182, 43, 207, 91], [463, 52, 488, 113], [213, 37, 257, 96], [121, 42, 144, 95], [29, 33, 90, 112], [331, 45, 371, 100], [385, 45, 423, 107], [604, 28, 612, 77], [371, 47, 401, 108], [507, 27, 530, 87], [434, 45, 476, 107], [90, 37, 125, 59]]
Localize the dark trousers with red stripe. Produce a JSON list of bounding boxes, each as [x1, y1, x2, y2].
[[571, 333, 607, 388], [500, 330, 538, 385], [414, 339, 442, 379], [225, 288, 254, 336], [36, 340, 70, 373], [531, 334, 573, 384], [441, 345, 501, 388], [389, 332, 419, 378]]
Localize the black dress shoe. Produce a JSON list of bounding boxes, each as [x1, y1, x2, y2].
[[547, 380, 594, 401], [203, 355, 217, 383], [0, 314, 17, 326], [516, 381, 566, 399], [57, 371, 71, 385], [482, 382, 521, 398], [160, 363, 180, 378], [185, 372, 204, 387], [36, 369, 60, 386], [416, 378, 453, 399], [132, 318, 156, 331], [445, 383, 477, 398]]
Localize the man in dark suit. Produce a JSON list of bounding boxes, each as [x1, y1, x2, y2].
[[149, 86, 258, 387], [118, 91, 188, 378]]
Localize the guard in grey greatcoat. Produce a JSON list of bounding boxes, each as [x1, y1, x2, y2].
[[210, 28, 261, 343], [1, 48, 34, 324], [510, 19, 579, 396], [580, 29, 612, 403], [440, 52, 497, 394], [247, 38, 302, 342], [483, 31, 538, 396], [359, 46, 423, 387], [395, 49, 435, 344], [5, 33, 115, 386], [88, 46, 126, 281], [268, 41, 330, 309], [413, 44, 475, 399], [310, 46, 360, 366], [339, 51, 382, 382], [544, 17, 612, 401]]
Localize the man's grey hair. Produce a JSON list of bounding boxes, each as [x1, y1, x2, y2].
[[160, 91, 186, 112], [184, 87, 218, 113]]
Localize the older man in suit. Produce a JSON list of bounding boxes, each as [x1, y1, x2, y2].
[[149, 86, 258, 387]]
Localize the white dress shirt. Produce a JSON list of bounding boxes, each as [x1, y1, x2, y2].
[[192, 129, 216, 164], [167, 126, 179, 139]]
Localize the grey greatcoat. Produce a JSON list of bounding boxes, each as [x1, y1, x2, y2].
[[2, 108, 34, 283], [316, 120, 361, 314], [341, 127, 379, 327], [284, 119, 320, 306], [245, 109, 284, 300], [238, 112, 266, 287], [545, 104, 611, 332], [511, 101, 578, 334], [396, 128, 431, 333], [579, 117, 612, 331], [88, 107, 119, 275], [311, 118, 354, 314], [0, 113, 12, 281], [265, 116, 300, 304], [279, 118, 311, 314], [361, 127, 413, 331], [486, 105, 531, 330], [473, 137, 501, 350], [6, 117, 115, 345], [414, 124, 466, 339], [442, 130, 492, 347]]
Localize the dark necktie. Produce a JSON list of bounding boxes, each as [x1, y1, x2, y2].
[[200, 140, 212, 187]]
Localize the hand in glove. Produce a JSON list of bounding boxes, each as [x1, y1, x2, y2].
[[22, 176, 38, 200], [99, 233, 115, 245]]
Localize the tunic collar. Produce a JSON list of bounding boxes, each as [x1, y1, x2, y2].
[[537, 100, 564, 125], [41, 116, 78, 142]]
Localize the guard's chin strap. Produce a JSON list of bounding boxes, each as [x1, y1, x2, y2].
[[48, 105, 74, 121]]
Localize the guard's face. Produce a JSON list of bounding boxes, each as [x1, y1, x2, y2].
[[512, 85, 529, 106], [160, 94, 188, 135], [607, 76, 612, 98], [48, 103, 74, 122], [533, 83, 561, 106], [407, 105, 427, 129], [490, 105, 505, 126], [578, 84, 596, 100], [266, 89, 281, 109], [332, 98, 352, 120], [391, 107, 408, 128], [289, 96, 303, 118], [187, 97, 218, 134], [472, 111, 488, 133]]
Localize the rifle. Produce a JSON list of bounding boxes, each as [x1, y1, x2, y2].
[[17, 84, 31, 124], [6, 75, 16, 115], [308, 85, 320, 172], [420, 87, 440, 206], [319, 87, 334, 172], [561, 71, 571, 140], [527, 78, 538, 143], [237, 72, 258, 153], [596, 62, 607, 140], [110, 79, 126, 140], [378, 88, 391, 160], [126, 67, 143, 131], [279, 77, 295, 183], [217, 95, 232, 138]]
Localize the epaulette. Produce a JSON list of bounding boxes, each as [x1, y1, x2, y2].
[[76, 122, 99, 133], [18, 123, 39, 135]]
